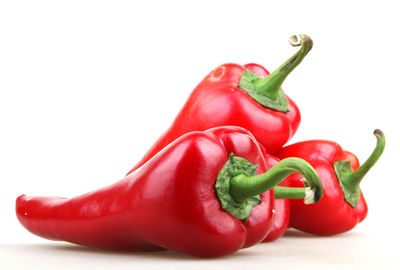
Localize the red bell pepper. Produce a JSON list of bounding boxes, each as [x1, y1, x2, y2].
[[127, 34, 313, 174], [16, 126, 323, 257], [276, 129, 385, 235]]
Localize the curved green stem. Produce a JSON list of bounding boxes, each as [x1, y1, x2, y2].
[[254, 34, 313, 98], [230, 157, 323, 204], [238, 34, 313, 112], [352, 129, 385, 185], [334, 129, 385, 207]]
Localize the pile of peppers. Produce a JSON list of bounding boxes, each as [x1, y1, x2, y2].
[[16, 34, 385, 257]]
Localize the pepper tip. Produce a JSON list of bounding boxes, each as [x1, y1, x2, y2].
[[288, 34, 313, 51], [289, 34, 302, 46], [304, 187, 316, 204], [373, 129, 384, 138]]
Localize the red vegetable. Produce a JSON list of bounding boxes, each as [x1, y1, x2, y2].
[[276, 129, 385, 235], [16, 126, 322, 257], [16, 127, 321, 256], [127, 34, 312, 174], [264, 196, 290, 242]]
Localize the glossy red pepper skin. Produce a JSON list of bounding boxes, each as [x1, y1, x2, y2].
[[16, 126, 275, 257], [127, 63, 300, 174], [276, 141, 367, 235], [264, 197, 290, 241]]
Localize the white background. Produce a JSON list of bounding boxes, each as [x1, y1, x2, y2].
[[1, 0, 399, 269]]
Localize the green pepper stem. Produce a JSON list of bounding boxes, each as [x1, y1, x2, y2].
[[229, 157, 323, 204], [274, 186, 314, 202], [253, 34, 313, 98], [344, 129, 385, 187]]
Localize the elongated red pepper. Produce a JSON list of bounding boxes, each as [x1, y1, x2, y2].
[[16, 126, 323, 257], [127, 34, 312, 174], [276, 129, 385, 235]]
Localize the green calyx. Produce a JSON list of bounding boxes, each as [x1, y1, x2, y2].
[[239, 70, 290, 112], [215, 154, 262, 221], [215, 154, 323, 221], [239, 34, 313, 112], [334, 161, 361, 207], [334, 129, 385, 208]]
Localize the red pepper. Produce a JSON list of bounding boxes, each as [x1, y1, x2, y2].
[[16, 126, 323, 257], [276, 129, 385, 235], [264, 195, 290, 242], [127, 34, 313, 175]]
